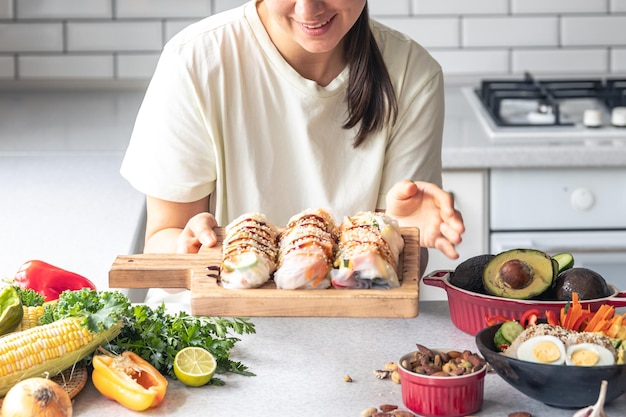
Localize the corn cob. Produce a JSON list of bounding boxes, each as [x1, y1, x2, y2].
[[0, 317, 122, 396], [13, 305, 45, 332]]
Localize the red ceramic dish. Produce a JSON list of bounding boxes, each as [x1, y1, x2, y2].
[[423, 270, 626, 335], [398, 350, 486, 417]]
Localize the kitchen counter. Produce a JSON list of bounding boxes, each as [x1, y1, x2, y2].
[[68, 300, 626, 416], [1, 88, 626, 415], [442, 87, 626, 169]]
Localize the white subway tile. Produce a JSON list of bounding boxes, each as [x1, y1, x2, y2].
[[0, 0, 13, 19], [431, 49, 510, 75], [18, 0, 112, 19], [562, 16, 626, 46], [464, 17, 558, 47], [413, 0, 508, 15], [378, 17, 459, 48], [116, 0, 210, 18], [67, 21, 162, 52], [0, 55, 14, 78], [369, 0, 410, 16], [611, 0, 626, 12], [612, 48, 626, 72], [0, 23, 63, 52], [18, 54, 114, 78], [213, 0, 247, 13], [117, 53, 159, 79], [165, 19, 199, 42], [512, 0, 607, 14], [513, 48, 609, 74]]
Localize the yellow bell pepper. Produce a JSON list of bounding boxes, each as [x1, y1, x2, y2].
[[92, 350, 168, 411]]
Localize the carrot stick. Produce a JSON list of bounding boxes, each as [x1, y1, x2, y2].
[[584, 305, 615, 332]]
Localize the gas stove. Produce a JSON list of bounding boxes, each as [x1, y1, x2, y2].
[[464, 72, 626, 143]]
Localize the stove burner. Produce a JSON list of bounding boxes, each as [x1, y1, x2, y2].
[[476, 72, 626, 127]]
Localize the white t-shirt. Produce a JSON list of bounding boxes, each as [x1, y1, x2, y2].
[[120, 0, 444, 227]]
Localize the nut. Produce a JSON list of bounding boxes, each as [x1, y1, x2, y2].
[[343, 374, 353, 382], [390, 370, 401, 384], [374, 370, 390, 379], [402, 345, 485, 377], [508, 413, 532, 417], [392, 411, 415, 417], [360, 407, 378, 417], [384, 362, 398, 372], [379, 404, 398, 412]]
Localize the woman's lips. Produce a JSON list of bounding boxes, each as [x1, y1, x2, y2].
[[298, 15, 334, 35]]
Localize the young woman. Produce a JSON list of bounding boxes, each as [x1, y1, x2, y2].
[[121, 1, 464, 285]]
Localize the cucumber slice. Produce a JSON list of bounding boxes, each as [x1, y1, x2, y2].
[[494, 321, 524, 351], [552, 252, 575, 274], [223, 252, 259, 271]]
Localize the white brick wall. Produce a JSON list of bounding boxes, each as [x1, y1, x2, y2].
[[0, 0, 624, 84]]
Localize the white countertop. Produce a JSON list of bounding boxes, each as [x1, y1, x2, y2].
[[67, 301, 626, 417]]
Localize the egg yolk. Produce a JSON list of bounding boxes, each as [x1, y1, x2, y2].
[[570, 350, 599, 366], [532, 341, 562, 363]]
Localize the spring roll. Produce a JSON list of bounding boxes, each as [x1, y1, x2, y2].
[[274, 208, 336, 290], [331, 211, 404, 289], [220, 212, 279, 289]]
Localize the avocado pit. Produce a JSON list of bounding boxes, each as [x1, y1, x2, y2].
[[499, 259, 534, 289]]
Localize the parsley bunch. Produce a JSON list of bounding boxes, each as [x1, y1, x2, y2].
[[40, 289, 256, 385], [112, 303, 255, 384]]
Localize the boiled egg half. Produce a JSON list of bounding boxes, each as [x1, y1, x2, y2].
[[566, 343, 615, 367], [516, 335, 566, 365]]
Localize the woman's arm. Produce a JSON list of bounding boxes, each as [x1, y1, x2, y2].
[[144, 195, 217, 254]]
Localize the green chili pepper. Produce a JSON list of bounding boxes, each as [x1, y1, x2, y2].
[[0, 286, 23, 336]]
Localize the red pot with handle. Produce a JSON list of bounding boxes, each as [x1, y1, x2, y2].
[[422, 270, 626, 335]]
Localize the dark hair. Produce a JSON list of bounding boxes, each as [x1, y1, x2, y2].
[[343, 3, 398, 147]]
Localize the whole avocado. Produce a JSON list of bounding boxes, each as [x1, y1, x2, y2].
[[449, 254, 495, 294], [553, 267, 612, 300]]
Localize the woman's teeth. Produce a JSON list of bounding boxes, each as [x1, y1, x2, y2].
[[303, 20, 329, 29]]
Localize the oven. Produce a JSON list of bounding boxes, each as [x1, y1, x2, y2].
[[490, 167, 626, 290], [465, 72, 626, 290]]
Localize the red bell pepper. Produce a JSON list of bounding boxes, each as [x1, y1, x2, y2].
[[13, 260, 97, 301], [520, 308, 541, 328], [484, 313, 513, 326], [545, 310, 560, 326]]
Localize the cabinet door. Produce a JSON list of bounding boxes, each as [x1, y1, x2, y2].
[[420, 170, 488, 301]]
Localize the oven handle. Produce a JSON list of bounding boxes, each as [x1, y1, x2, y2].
[[491, 239, 626, 255], [533, 247, 626, 254]]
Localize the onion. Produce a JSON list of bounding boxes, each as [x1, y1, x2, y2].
[[1, 377, 72, 417]]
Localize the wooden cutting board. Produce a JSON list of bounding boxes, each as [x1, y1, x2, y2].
[[109, 227, 420, 318]]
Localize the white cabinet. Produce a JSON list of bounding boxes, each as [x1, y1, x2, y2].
[[419, 170, 489, 300]]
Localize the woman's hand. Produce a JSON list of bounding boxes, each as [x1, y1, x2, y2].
[[144, 196, 218, 254], [385, 180, 465, 259], [177, 212, 219, 253]]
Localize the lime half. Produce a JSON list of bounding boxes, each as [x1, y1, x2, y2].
[[173, 347, 217, 387]]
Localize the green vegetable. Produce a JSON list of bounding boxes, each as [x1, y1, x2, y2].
[[40, 288, 255, 385], [494, 320, 524, 351], [552, 252, 575, 274], [0, 286, 23, 336], [13, 286, 45, 307]]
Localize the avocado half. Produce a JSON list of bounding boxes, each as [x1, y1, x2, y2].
[[482, 248, 557, 299]]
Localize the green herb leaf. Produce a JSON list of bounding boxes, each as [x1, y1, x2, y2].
[[40, 289, 255, 384], [13, 286, 45, 307]]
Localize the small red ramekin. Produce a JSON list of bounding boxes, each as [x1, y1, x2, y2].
[[398, 350, 486, 417]]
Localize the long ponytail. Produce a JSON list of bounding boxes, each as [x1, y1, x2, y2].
[[343, 3, 398, 147]]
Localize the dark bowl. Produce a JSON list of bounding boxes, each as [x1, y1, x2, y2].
[[475, 323, 626, 408]]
